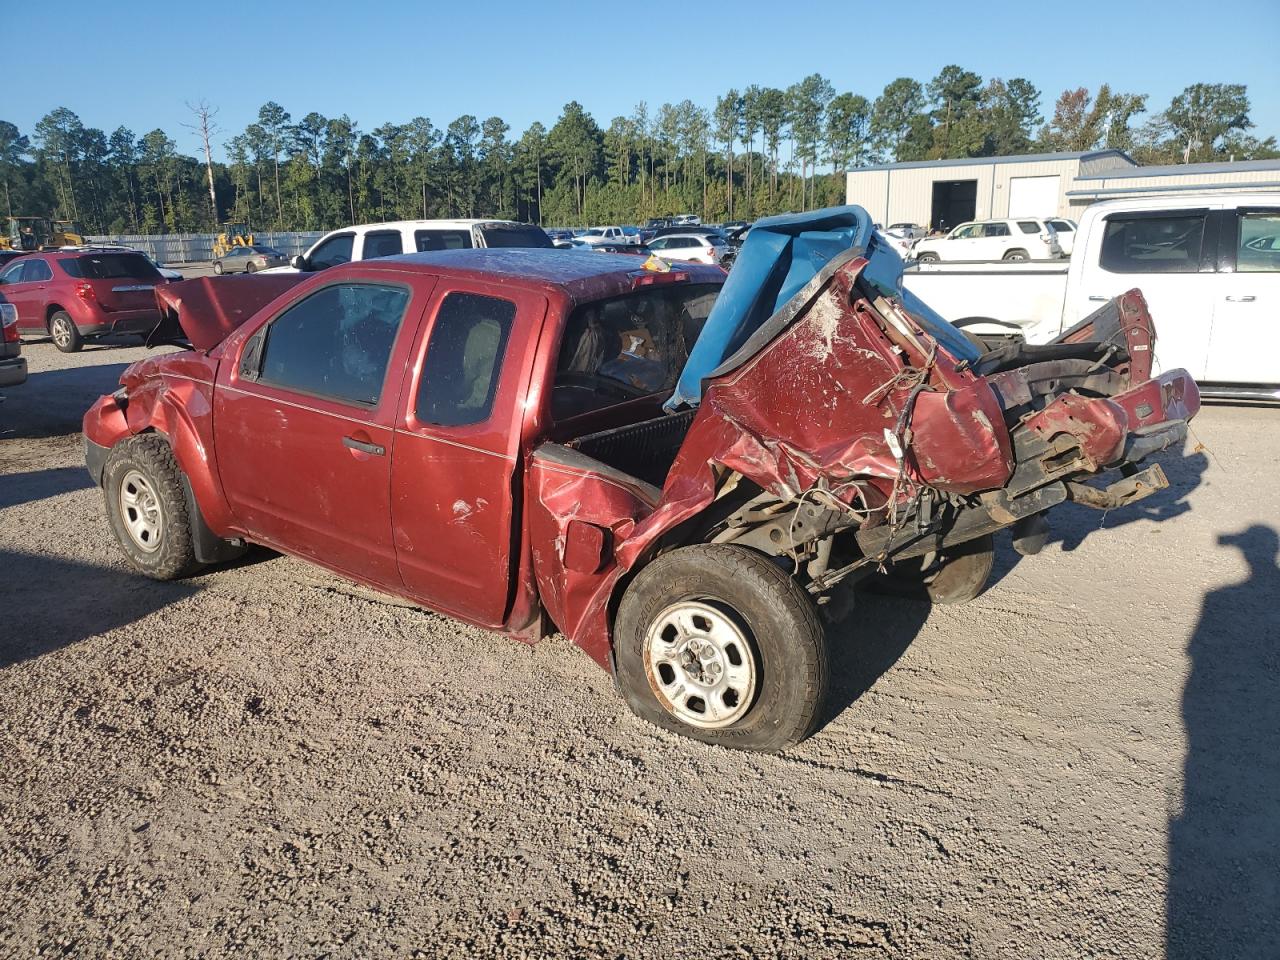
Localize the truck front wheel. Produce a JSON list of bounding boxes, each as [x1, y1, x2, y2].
[[614, 545, 829, 752], [102, 434, 202, 580]]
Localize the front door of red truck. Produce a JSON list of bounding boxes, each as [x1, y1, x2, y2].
[[213, 271, 431, 586], [389, 279, 548, 628]]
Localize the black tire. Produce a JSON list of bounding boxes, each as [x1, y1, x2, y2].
[[614, 544, 828, 752], [866, 533, 995, 605], [916, 251, 940, 263], [1003, 249, 1029, 262], [245, 262, 257, 274], [213, 260, 223, 275], [102, 434, 202, 580], [48, 310, 83, 352]]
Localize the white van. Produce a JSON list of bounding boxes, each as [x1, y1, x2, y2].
[[904, 192, 1280, 399], [267, 219, 551, 273]]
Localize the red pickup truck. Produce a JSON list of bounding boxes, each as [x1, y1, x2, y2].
[[84, 230, 1199, 752]]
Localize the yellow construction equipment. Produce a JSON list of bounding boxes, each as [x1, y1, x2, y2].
[[51, 220, 85, 246], [212, 222, 255, 259], [0, 216, 86, 251], [2, 216, 52, 251]]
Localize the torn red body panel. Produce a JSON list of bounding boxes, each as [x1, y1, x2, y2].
[[529, 255, 1033, 666]]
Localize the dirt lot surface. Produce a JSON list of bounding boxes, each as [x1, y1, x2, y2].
[[1, 341, 1277, 959]]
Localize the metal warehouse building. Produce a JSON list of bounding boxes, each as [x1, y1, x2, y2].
[[846, 152, 1280, 232], [845, 150, 1134, 231]]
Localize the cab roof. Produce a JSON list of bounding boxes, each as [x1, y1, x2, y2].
[[358, 248, 725, 303]]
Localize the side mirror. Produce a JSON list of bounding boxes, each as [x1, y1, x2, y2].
[[291, 254, 309, 271]]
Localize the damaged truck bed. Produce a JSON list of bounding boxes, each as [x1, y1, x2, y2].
[[84, 209, 1199, 752]]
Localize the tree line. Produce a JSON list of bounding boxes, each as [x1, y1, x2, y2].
[[1, 70, 1273, 236]]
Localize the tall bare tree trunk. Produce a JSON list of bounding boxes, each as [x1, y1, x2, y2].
[[185, 101, 221, 228]]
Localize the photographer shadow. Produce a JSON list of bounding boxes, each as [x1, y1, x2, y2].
[[1167, 524, 1280, 958]]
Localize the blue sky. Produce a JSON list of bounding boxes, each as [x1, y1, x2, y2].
[[5, 0, 1278, 159]]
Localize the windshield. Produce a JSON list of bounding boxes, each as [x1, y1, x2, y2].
[[553, 282, 721, 421], [60, 253, 161, 281], [480, 224, 553, 249]]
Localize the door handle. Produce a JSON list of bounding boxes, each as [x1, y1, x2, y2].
[[1225, 295, 1256, 302], [342, 436, 385, 456], [1087, 295, 1108, 302]]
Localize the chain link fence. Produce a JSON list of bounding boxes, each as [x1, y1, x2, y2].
[[83, 232, 326, 264]]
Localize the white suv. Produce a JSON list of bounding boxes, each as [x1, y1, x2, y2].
[[913, 218, 1062, 263], [265, 219, 551, 273], [648, 233, 729, 266]]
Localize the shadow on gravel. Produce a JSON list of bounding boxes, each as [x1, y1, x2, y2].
[[0, 361, 130, 439], [1168, 524, 1280, 959], [1052, 450, 1209, 553], [0, 466, 93, 510], [817, 590, 930, 731], [0, 548, 199, 668]]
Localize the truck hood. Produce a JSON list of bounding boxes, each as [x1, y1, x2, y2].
[[151, 274, 308, 351]]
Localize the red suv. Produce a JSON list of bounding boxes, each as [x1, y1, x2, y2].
[[0, 249, 166, 352]]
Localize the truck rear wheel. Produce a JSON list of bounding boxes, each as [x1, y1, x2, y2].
[[867, 533, 995, 605], [102, 435, 202, 580], [614, 545, 828, 752]]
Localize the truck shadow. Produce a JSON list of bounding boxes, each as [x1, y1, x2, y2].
[[1051, 449, 1209, 553], [1167, 524, 1280, 958], [0, 549, 199, 668], [0, 361, 131, 439], [818, 588, 931, 731]]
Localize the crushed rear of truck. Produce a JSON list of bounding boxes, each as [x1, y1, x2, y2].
[[530, 208, 1199, 674]]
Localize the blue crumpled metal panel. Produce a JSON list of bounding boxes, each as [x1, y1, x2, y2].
[[667, 205, 875, 410]]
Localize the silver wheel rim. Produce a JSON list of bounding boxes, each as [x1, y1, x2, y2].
[[644, 600, 758, 728], [119, 469, 163, 553], [51, 317, 72, 347]]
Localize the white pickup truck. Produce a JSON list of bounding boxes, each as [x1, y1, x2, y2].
[[904, 192, 1280, 400]]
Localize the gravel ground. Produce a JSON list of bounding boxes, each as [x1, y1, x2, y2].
[[1, 340, 1277, 959]]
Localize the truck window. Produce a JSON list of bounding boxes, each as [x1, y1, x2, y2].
[[417, 292, 516, 426], [1237, 212, 1280, 273], [1017, 221, 1041, 234], [309, 233, 355, 270], [1100, 213, 1205, 274], [552, 284, 718, 421], [415, 230, 473, 252], [258, 283, 410, 406], [983, 223, 1011, 237], [363, 230, 404, 259]]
